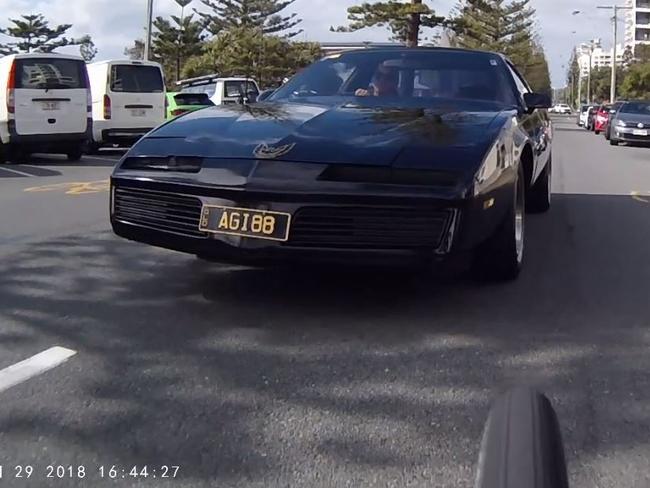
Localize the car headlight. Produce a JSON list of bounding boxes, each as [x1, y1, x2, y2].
[[474, 140, 507, 196], [616, 120, 627, 127]]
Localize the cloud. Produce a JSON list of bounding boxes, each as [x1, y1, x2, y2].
[[0, 0, 616, 86]]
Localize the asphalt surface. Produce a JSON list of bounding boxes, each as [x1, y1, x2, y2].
[[0, 117, 649, 487]]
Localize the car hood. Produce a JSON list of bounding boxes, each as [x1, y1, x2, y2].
[[616, 114, 650, 125], [129, 102, 509, 172]]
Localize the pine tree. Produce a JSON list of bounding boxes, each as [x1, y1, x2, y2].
[[452, 0, 550, 94], [182, 27, 320, 87], [332, 0, 446, 47], [124, 40, 145, 60], [195, 0, 302, 38], [79, 37, 98, 62], [152, 14, 206, 84], [622, 45, 634, 67], [0, 14, 91, 54]]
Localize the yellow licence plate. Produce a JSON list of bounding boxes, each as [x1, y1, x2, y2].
[[199, 205, 291, 242]]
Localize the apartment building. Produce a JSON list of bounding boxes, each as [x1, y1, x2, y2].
[[625, 0, 650, 50]]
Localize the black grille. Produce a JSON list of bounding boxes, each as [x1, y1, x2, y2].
[[287, 206, 451, 249], [113, 187, 206, 238]]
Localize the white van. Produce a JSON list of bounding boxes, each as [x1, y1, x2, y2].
[[177, 75, 260, 105], [87, 60, 165, 150], [0, 53, 91, 162]]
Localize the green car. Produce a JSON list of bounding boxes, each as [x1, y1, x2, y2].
[[165, 92, 214, 119]]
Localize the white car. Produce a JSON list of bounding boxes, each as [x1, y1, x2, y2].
[[87, 60, 166, 151], [0, 53, 91, 162], [177, 75, 260, 105], [551, 103, 572, 114]]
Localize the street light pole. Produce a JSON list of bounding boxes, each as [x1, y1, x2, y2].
[[597, 5, 632, 102], [144, 0, 154, 61]]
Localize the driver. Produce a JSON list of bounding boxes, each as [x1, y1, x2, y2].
[[355, 64, 399, 97]]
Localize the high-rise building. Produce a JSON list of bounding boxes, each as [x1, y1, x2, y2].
[[625, 0, 650, 50], [575, 39, 625, 77]]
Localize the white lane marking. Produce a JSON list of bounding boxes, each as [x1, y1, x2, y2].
[[0, 166, 35, 177], [0, 346, 77, 393]]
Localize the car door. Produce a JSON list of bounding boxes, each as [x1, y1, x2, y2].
[[504, 62, 550, 182], [108, 63, 165, 129], [13, 57, 88, 136]]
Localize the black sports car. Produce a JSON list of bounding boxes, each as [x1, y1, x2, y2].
[[110, 48, 552, 280]]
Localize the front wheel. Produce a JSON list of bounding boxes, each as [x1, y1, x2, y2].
[[475, 387, 569, 488], [527, 156, 551, 213], [610, 138, 619, 146], [594, 130, 600, 135], [472, 165, 525, 281]]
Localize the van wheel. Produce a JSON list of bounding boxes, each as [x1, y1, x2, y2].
[[86, 142, 101, 155], [67, 148, 83, 162]]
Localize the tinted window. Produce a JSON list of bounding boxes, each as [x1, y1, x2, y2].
[[111, 65, 164, 93], [620, 102, 650, 114], [180, 83, 217, 97], [270, 50, 518, 106], [16, 58, 87, 89], [224, 81, 259, 98], [173, 93, 214, 106]]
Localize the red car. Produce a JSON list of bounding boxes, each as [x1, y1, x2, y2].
[[594, 104, 612, 135]]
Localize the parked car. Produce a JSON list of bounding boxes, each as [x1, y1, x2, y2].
[[0, 53, 91, 163], [177, 75, 260, 105], [585, 106, 598, 131], [593, 104, 612, 135], [87, 60, 166, 151], [603, 101, 624, 140], [111, 47, 553, 281], [551, 103, 571, 114], [577, 104, 591, 126], [609, 100, 650, 146], [166, 92, 214, 119]]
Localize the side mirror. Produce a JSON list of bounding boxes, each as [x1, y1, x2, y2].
[[523, 92, 553, 112], [257, 89, 275, 102]]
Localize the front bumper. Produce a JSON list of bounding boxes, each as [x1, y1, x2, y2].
[[99, 128, 153, 145], [6, 119, 91, 150], [612, 127, 650, 142], [109, 175, 508, 267]]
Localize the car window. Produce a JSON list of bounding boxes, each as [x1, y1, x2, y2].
[[224, 81, 259, 98], [271, 50, 519, 106], [620, 102, 650, 114], [173, 93, 214, 106], [16, 58, 87, 89], [111, 65, 164, 93]]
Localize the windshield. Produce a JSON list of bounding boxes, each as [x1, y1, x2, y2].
[[110, 64, 164, 93], [270, 50, 519, 107], [620, 102, 650, 114], [15, 58, 87, 89]]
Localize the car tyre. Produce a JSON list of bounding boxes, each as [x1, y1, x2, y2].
[[610, 138, 619, 146], [604, 127, 611, 140], [474, 387, 569, 488], [527, 156, 551, 213], [594, 129, 600, 135], [67, 148, 83, 162], [85, 142, 101, 155], [472, 164, 525, 282]]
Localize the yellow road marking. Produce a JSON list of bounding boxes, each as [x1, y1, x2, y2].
[[631, 191, 649, 203], [24, 180, 109, 195]]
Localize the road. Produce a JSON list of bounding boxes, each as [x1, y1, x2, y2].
[[0, 117, 649, 487]]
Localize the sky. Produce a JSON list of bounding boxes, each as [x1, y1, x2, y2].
[[0, 0, 620, 87]]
